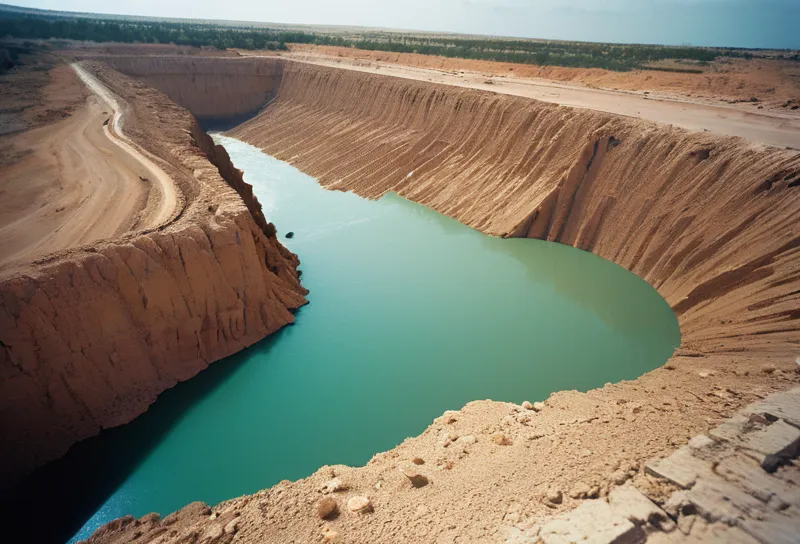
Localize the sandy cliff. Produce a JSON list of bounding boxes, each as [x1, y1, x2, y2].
[[232, 62, 800, 357], [96, 56, 284, 125], [0, 62, 307, 490]]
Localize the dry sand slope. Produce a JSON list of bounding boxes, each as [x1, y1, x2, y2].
[[0, 64, 177, 274], [271, 50, 800, 150]]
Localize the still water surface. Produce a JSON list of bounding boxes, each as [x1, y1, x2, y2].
[[68, 136, 679, 541]]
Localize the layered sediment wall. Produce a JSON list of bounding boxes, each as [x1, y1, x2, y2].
[[231, 62, 800, 357], [96, 56, 283, 125], [0, 62, 307, 489]]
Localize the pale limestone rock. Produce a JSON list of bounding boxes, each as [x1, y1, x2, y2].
[[322, 527, 339, 542], [455, 435, 477, 447], [532, 402, 546, 412], [522, 401, 534, 410], [569, 482, 592, 499], [223, 519, 239, 535], [608, 484, 674, 531], [540, 499, 643, 544], [609, 470, 631, 486], [546, 489, 563, 505], [491, 432, 513, 445], [322, 478, 348, 494], [347, 496, 373, 513]]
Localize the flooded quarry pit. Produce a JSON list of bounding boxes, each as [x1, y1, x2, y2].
[[1, 53, 798, 544], [42, 136, 676, 541]]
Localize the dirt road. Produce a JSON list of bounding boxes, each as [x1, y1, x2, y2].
[[277, 51, 800, 149], [0, 64, 178, 274]]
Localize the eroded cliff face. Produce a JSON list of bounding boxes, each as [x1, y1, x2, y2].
[[231, 62, 800, 356], [0, 62, 307, 490], [95, 56, 283, 125]]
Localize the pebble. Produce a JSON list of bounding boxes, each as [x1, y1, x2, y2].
[[491, 432, 513, 445], [762, 364, 777, 374], [609, 469, 631, 485], [569, 482, 592, 499], [322, 527, 339, 542], [532, 402, 546, 412], [224, 519, 239, 535], [316, 497, 338, 519], [546, 489, 563, 504], [522, 401, 534, 410], [322, 478, 348, 494], [412, 457, 425, 465], [347, 496, 373, 514], [455, 435, 477, 447]]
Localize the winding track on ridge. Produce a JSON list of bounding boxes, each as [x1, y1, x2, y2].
[[0, 64, 179, 274], [71, 63, 178, 230]]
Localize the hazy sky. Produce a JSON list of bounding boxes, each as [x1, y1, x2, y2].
[[9, 0, 800, 49]]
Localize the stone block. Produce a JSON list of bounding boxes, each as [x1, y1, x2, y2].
[[540, 499, 644, 544]]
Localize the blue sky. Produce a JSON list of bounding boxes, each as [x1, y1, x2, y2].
[[8, 0, 800, 49]]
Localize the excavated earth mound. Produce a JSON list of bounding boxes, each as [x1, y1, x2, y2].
[[2, 55, 799, 543]]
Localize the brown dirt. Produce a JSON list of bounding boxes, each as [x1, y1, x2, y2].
[[78, 57, 800, 544], [285, 44, 800, 110], [0, 64, 171, 273], [0, 58, 307, 490]]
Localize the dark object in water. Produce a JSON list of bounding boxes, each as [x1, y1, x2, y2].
[[286, 231, 295, 239]]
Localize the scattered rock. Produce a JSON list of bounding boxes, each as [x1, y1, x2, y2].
[[400, 466, 430, 488], [532, 402, 546, 412], [455, 435, 477, 447], [609, 469, 631, 486], [540, 500, 640, 544], [608, 483, 674, 531], [762, 364, 777, 374], [322, 478, 348, 494], [204, 525, 224, 540], [439, 430, 458, 447], [516, 414, 533, 425], [491, 432, 513, 445], [546, 489, 563, 505], [521, 401, 534, 410], [347, 496, 373, 513], [412, 457, 425, 465], [569, 482, 593, 499], [224, 519, 239, 535], [316, 497, 338, 519], [285, 231, 295, 239], [322, 527, 339, 542]]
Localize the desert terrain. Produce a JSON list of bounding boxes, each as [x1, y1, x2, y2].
[[0, 28, 798, 544]]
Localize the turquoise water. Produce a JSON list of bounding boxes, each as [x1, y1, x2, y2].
[[68, 136, 679, 541]]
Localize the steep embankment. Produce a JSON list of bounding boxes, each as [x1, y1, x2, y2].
[[232, 62, 800, 356], [0, 61, 307, 490], [97, 56, 283, 125]]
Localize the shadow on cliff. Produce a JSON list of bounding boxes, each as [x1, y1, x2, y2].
[[0, 322, 298, 544]]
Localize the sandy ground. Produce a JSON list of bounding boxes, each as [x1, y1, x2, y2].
[[284, 44, 800, 108], [266, 50, 800, 150], [0, 63, 178, 275]]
